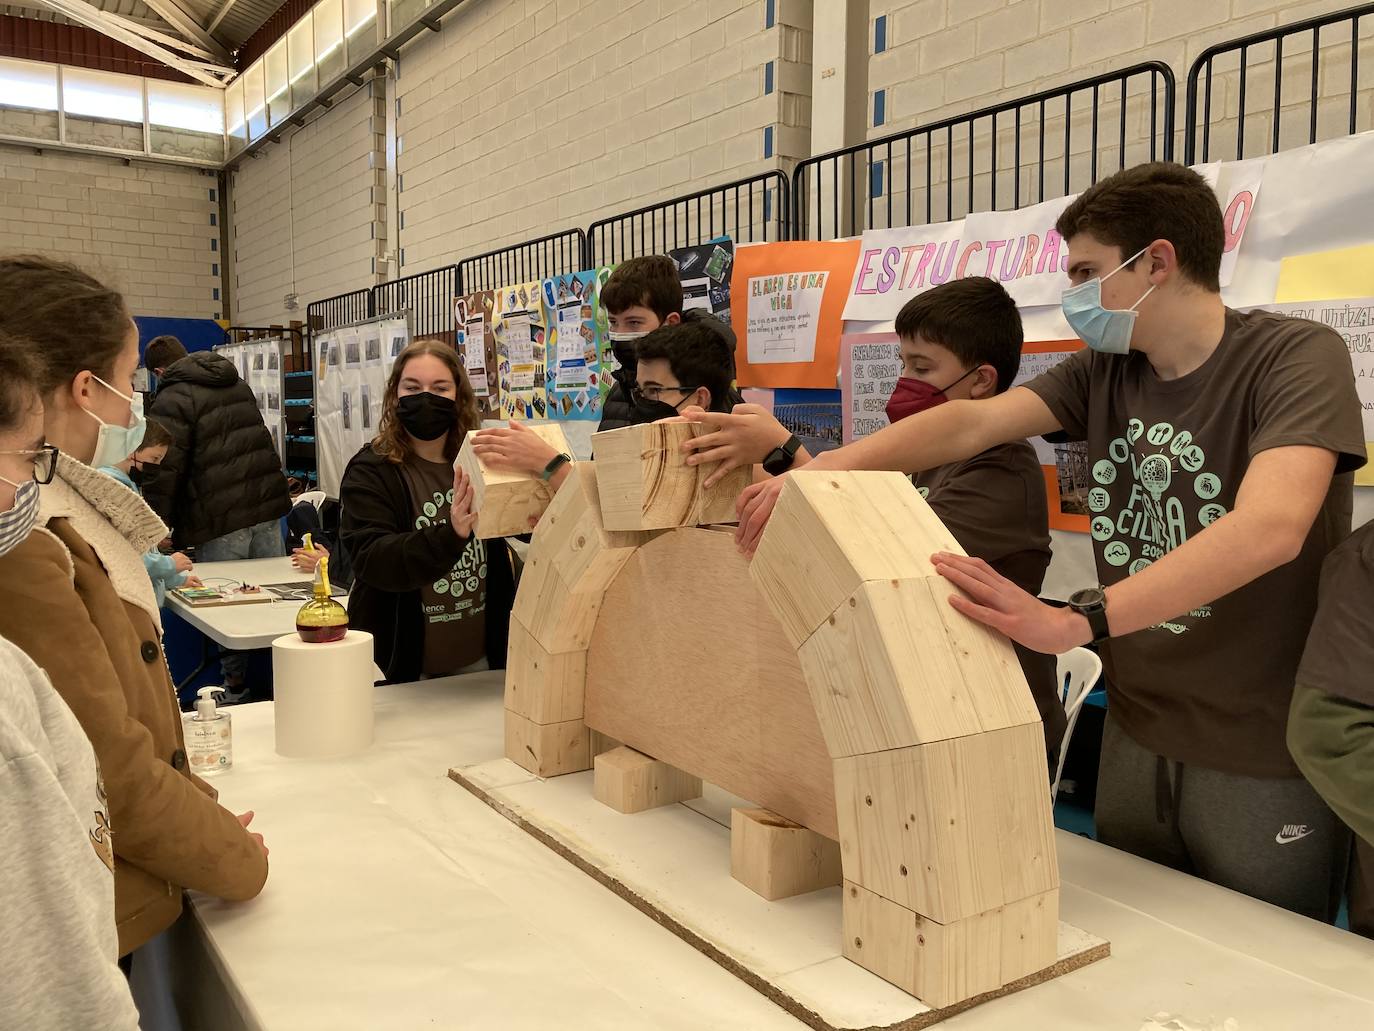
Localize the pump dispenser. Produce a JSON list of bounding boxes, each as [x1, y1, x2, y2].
[[184, 686, 232, 775], [295, 555, 348, 643]]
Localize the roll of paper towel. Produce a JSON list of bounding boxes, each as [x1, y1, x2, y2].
[[272, 630, 375, 759]]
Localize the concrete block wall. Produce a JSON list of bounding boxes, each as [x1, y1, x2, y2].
[[393, 0, 809, 273], [863, 0, 1374, 223], [0, 144, 220, 318], [229, 81, 382, 326]]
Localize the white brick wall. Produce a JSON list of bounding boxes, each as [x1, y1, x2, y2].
[[859, 0, 1374, 226], [0, 144, 220, 318], [393, 0, 806, 273], [229, 82, 381, 325]]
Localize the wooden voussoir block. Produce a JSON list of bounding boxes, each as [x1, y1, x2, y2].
[[749, 470, 964, 648], [797, 577, 1039, 758], [730, 807, 842, 901], [455, 422, 570, 538], [532, 463, 643, 596], [593, 746, 702, 814], [510, 537, 603, 654], [831, 723, 1058, 923], [590, 420, 751, 531], [504, 710, 591, 778], [842, 880, 1058, 1008], [504, 615, 586, 723]]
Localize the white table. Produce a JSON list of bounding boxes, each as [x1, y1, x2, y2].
[[175, 676, 1374, 1031], [165, 557, 349, 692]]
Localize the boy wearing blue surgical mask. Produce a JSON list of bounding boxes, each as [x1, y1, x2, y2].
[[725, 162, 1364, 923]]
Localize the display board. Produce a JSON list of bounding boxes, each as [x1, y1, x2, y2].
[[455, 290, 499, 417], [541, 271, 606, 420], [314, 312, 410, 498], [494, 281, 548, 420], [671, 238, 734, 320], [216, 337, 286, 462]]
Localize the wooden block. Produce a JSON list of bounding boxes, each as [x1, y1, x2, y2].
[[590, 420, 751, 531], [510, 542, 602, 654], [504, 616, 586, 723], [456, 423, 570, 538], [749, 471, 965, 648], [504, 710, 591, 777], [797, 578, 1038, 758], [584, 527, 838, 838], [842, 881, 1058, 1008], [730, 807, 842, 901], [831, 723, 1057, 923], [592, 746, 702, 814], [531, 463, 643, 596]]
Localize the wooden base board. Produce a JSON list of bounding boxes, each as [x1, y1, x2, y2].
[[449, 759, 1108, 1031]]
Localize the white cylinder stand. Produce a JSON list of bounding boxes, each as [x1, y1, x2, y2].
[[272, 630, 375, 759]]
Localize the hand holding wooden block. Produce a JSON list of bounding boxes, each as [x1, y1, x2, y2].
[[591, 420, 752, 531], [455, 422, 571, 539]]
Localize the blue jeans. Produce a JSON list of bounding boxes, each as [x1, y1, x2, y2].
[[199, 519, 285, 683]]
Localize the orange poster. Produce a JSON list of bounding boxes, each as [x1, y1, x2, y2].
[[1016, 340, 1089, 533], [731, 239, 862, 389]]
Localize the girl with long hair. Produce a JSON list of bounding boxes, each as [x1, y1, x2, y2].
[[340, 339, 516, 682], [0, 256, 268, 963]]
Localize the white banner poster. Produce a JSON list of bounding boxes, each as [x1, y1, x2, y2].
[[842, 162, 1265, 320], [747, 271, 829, 365]]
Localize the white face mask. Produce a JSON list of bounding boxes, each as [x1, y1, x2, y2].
[[84, 375, 146, 468], [606, 330, 649, 374]]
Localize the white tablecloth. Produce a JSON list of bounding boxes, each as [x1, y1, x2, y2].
[[176, 674, 1374, 1030]]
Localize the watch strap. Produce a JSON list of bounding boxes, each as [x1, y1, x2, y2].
[[1070, 589, 1111, 645], [540, 453, 571, 482]]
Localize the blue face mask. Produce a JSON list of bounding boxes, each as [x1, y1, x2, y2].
[[1060, 246, 1156, 355], [84, 375, 146, 469]]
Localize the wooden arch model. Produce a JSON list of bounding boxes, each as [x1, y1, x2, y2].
[[499, 421, 1060, 1008]]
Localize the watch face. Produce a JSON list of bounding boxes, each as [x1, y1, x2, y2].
[[1069, 587, 1104, 608]]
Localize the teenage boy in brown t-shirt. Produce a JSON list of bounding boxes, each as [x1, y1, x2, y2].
[[725, 162, 1365, 921]]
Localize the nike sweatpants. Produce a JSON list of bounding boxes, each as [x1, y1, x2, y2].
[[1094, 713, 1350, 923]]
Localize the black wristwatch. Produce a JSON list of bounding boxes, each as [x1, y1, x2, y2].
[[540, 453, 571, 481], [1068, 587, 1111, 645], [762, 434, 803, 476]]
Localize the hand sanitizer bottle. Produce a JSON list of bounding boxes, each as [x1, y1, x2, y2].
[[185, 686, 232, 776]]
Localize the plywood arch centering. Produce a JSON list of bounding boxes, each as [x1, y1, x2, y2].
[[500, 427, 1059, 1009]]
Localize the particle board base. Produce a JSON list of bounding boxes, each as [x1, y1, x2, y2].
[[449, 758, 1108, 1031]]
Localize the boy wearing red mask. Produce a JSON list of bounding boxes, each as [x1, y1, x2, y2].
[[685, 277, 1065, 763]]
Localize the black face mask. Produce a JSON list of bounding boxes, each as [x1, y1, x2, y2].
[[129, 463, 147, 486], [629, 391, 693, 426], [396, 391, 458, 441]]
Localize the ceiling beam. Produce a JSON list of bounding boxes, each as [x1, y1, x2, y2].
[[137, 0, 232, 63], [205, 0, 244, 36], [1, 0, 165, 31], [102, 8, 219, 60], [32, 0, 234, 86]]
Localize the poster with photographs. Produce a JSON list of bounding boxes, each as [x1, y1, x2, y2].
[[455, 291, 499, 414], [216, 337, 286, 466], [492, 280, 548, 420], [314, 313, 413, 498], [540, 271, 605, 420], [671, 237, 734, 322]]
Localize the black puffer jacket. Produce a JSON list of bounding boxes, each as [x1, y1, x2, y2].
[[142, 352, 291, 547], [597, 309, 745, 432]]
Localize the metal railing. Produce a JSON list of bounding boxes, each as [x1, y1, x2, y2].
[[1184, 2, 1374, 163], [371, 265, 459, 338], [457, 229, 589, 292], [793, 63, 1176, 240], [587, 171, 790, 266], [305, 289, 374, 333]]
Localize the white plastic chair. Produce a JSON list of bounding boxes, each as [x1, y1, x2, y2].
[[296, 489, 327, 513], [1052, 646, 1103, 803]]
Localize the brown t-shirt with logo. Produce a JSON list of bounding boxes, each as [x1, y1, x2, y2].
[[1024, 307, 1365, 777], [915, 441, 1067, 758], [1296, 520, 1374, 707], [398, 457, 489, 676]]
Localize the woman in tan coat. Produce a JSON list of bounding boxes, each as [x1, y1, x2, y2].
[[0, 256, 268, 958]]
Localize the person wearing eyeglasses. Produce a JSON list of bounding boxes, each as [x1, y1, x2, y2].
[[0, 331, 140, 1030], [0, 257, 268, 974]]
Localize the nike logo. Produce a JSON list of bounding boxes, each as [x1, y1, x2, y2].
[[1275, 824, 1314, 845]]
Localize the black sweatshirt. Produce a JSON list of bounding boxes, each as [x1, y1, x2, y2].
[[338, 445, 515, 684]]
